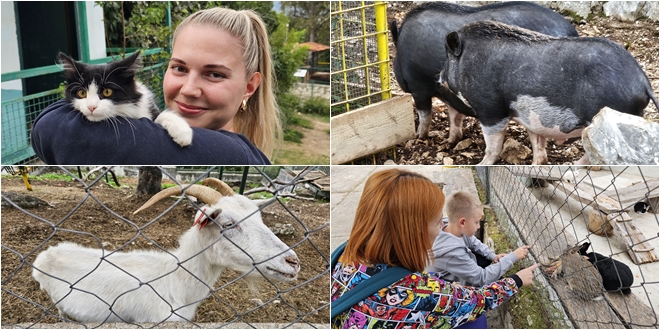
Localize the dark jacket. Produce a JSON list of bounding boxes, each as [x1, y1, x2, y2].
[[31, 99, 270, 165]]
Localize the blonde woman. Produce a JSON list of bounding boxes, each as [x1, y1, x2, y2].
[[32, 7, 281, 165]]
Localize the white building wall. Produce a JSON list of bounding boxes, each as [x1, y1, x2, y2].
[[1, 1, 23, 92], [86, 1, 107, 60]]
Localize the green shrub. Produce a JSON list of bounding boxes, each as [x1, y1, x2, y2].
[[284, 129, 304, 143], [300, 97, 330, 116]]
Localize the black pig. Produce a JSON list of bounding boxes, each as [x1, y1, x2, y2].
[[391, 1, 578, 141], [439, 21, 658, 165]]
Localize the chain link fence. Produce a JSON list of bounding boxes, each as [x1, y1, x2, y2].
[[477, 166, 658, 328], [330, 1, 391, 117], [1, 166, 330, 328]]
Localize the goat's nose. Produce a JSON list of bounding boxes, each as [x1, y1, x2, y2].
[[286, 256, 300, 270]]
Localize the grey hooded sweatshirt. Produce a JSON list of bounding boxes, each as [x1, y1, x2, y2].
[[426, 217, 518, 286]]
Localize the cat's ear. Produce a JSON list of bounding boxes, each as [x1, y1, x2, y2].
[[119, 51, 142, 72], [58, 52, 77, 71], [58, 52, 86, 81]]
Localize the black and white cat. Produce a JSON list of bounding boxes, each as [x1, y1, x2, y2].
[[59, 52, 192, 147]]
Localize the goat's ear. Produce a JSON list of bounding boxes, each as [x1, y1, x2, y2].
[[193, 208, 211, 230]]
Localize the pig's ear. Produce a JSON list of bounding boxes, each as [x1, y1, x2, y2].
[[446, 31, 462, 57]]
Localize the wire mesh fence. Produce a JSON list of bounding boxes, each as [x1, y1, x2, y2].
[[330, 1, 391, 117], [1, 91, 61, 165], [478, 166, 658, 328], [1, 166, 330, 328]]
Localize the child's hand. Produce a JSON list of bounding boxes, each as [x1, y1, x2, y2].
[[493, 253, 507, 263], [513, 245, 532, 260], [516, 263, 540, 286]]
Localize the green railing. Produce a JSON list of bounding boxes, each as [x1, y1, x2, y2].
[[1, 48, 167, 165]]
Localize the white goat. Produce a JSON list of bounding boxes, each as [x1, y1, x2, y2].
[[32, 178, 300, 323]]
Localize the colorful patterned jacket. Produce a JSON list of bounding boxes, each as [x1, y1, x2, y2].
[[331, 259, 522, 329]]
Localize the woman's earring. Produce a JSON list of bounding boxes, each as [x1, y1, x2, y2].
[[240, 99, 247, 113]]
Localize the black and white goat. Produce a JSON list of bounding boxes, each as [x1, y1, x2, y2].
[[579, 242, 633, 294], [32, 178, 300, 322]]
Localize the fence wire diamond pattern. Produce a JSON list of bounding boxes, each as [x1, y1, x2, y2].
[[1, 166, 330, 328]]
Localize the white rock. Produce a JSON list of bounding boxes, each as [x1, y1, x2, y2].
[[556, 1, 597, 20], [582, 107, 659, 165], [603, 1, 657, 22]]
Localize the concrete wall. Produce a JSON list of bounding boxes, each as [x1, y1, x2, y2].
[[290, 82, 330, 100]]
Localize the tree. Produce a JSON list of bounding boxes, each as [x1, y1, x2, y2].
[[270, 13, 309, 93], [99, 2, 278, 50], [97, 2, 308, 96], [280, 2, 330, 45], [136, 167, 162, 196]]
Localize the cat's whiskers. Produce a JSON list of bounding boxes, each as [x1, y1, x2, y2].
[[120, 116, 140, 144], [102, 65, 133, 85], [104, 116, 123, 142], [66, 82, 84, 95], [105, 81, 128, 95], [93, 73, 104, 86], [69, 62, 86, 86]]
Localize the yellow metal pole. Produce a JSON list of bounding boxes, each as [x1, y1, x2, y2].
[[374, 1, 391, 100]]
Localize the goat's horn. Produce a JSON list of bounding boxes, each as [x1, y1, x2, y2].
[[201, 178, 235, 196], [133, 185, 223, 214]]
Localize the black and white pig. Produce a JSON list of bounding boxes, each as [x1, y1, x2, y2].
[[439, 21, 659, 165], [390, 1, 578, 141]]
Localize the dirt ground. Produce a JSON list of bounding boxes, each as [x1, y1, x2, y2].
[[276, 114, 331, 165], [361, 2, 660, 165], [0, 175, 330, 327]]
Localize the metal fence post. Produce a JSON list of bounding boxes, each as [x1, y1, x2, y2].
[[75, 2, 90, 62], [374, 1, 391, 101]]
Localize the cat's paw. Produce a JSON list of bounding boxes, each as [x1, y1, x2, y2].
[[155, 110, 193, 147]]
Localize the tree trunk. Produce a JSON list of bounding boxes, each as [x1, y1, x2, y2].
[[136, 167, 162, 196]]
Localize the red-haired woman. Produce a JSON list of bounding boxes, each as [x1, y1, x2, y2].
[[331, 168, 538, 328]]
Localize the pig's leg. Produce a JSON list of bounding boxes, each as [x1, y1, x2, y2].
[[478, 119, 508, 165], [413, 94, 433, 139], [447, 106, 465, 145], [528, 132, 549, 165]]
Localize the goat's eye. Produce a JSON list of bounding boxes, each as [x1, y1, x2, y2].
[[221, 222, 234, 230]]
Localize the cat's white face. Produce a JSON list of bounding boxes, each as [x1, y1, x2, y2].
[[71, 81, 155, 122], [62, 52, 156, 122], [72, 82, 115, 122]]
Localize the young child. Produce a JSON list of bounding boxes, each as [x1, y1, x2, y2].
[[427, 191, 530, 287]]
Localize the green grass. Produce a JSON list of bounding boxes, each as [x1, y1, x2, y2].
[[307, 113, 330, 124], [250, 191, 274, 199], [30, 173, 75, 181], [272, 146, 330, 165], [284, 129, 305, 143]]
